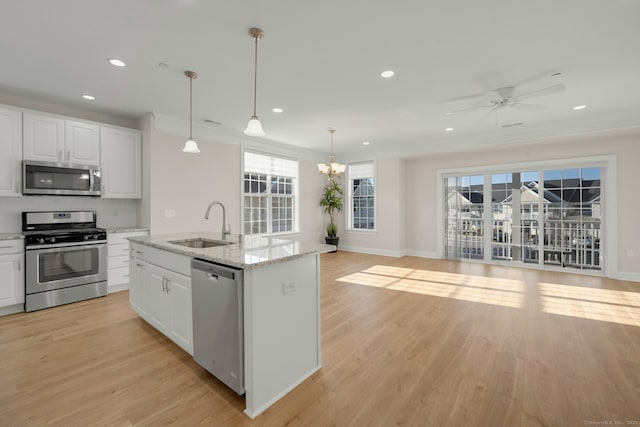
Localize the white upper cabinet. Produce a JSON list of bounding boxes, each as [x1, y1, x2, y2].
[[0, 107, 22, 197], [100, 126, 142, 198], [23, 113, 65, 162], [23, 113, 100, 165], [65, 120, 100, 165]]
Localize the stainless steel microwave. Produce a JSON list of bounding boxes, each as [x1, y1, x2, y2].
[[23, 160, 101, 196]]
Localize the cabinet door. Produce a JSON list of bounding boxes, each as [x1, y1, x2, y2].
[[100, 127, 142, 198], [166, 270, 193, 355], [23, 113, 65, 162], [0, 108, 22, 197], [0, 254, 25, 307], [130, 256, 151, 319], [148, 264, 171, 334], [65, 121, 100, 165]]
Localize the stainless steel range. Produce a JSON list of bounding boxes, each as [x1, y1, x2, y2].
[[23, 211, 107, 312]]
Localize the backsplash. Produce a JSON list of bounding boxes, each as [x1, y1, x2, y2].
[[0, 196, 138, 232]]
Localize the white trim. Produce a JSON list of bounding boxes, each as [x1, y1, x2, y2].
[[243, 365, 321, 419], [403, 249, 438, 259], [616, 271, 640, 283], [153, 112, 324, 162], [339, 245, 403, 258], [107, 283, 129, 294], [0, 304, 24, 317]]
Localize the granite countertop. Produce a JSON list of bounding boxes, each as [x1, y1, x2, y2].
[[105, 227, 150, 234], [128, 231, 335, 269], [0, 233, 24, 240]]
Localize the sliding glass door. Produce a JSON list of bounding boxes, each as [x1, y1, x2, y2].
[[444, 166, 602, 272]]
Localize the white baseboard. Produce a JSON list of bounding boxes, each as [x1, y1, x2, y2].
[[339, 245, 403, 258], [107, 283, 129, 294], [616, 271, 640, 283], [402, 249, 438, 259], [0, 303, 24, 317]]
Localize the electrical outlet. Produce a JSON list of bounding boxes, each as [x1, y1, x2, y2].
[[164, 209, 176, 218], [628, 249, 635, 257], [283, 281, 297, 294]]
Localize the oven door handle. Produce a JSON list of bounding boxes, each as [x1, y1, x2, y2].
[[26, 240, 107, 250]]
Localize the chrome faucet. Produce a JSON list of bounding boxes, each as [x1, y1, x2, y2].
[[204, 201, 230, 240]]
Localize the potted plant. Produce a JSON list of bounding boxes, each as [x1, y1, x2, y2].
[[320, 177, 343, 251]]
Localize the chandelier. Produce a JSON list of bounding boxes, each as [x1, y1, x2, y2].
[[317, 128, 345, 177]]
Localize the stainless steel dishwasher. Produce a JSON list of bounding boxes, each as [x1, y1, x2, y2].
[[191, 258, 244, 395]]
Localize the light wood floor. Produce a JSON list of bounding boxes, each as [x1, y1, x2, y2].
[[1, 252, 639, 426]]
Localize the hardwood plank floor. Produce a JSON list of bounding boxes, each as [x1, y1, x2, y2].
[[1, 252, 639, 426]]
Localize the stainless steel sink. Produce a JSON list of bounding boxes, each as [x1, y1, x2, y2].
[[169, 238, 232, 248]]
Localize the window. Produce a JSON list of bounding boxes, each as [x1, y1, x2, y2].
[[443, 165, 603, 271], [243, 151, 298, 235], [347, 161, 375, 230]]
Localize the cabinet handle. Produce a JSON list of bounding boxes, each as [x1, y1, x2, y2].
[[17, 260, 21, 271], [136, 263, 143, 267], [58, 149, 62, 160], [162, 278, 167, 293], [66, 150, 70, 161], [123, 274, 130, 278], [0, 245, 13, 249]]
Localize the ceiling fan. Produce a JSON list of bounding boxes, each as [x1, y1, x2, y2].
[[447, 83, 566, 115]]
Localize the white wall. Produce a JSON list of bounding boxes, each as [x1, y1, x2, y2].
[[146, 116, 326, 242], [339, 158, 406, 256]]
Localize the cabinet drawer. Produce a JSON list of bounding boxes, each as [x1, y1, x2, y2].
[[108, 254, 130, 270], [0, 239, 24, 255], [108, 242, 130, 257], [130, 243, 191, 277], [108, 266, 130, 286]]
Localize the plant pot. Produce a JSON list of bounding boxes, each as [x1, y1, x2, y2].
[[325, 236, 339, 252]]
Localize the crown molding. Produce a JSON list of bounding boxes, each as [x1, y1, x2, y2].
[[151, 111, 325, 162]]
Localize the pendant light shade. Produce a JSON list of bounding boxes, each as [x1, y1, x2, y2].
[[317, 128, 345, 177], [244, 27, 266, 137], [182, 70, 200, 153]]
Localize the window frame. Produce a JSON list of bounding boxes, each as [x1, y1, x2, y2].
[[242, 150, 300, 236], [346, 160, 377, 233]]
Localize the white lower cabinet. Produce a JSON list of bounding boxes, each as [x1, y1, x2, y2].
[[129, 243, 193, 355], [107, 231, 148, 293], [0, 239, 25, 315]]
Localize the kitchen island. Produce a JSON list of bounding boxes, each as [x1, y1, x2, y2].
[[128, 232, 334, 418]]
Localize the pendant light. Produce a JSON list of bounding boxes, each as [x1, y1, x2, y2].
[[182, 70, 200, 153], [244, 27, 266, 137], [317, 128, 346, 177]]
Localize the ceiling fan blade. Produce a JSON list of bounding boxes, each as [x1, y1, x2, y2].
[[514, 84, 566, 102], [511, 103, 547, 112], [446, 104, 494, 115]]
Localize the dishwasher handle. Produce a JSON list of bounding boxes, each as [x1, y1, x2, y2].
[[192, 258, 239, 280]]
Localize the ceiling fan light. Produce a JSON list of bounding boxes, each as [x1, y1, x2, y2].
[[182, 139, 200, 153], [244, 116, 266, 137]]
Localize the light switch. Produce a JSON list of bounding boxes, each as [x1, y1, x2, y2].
[[164, 209, 176, 218]]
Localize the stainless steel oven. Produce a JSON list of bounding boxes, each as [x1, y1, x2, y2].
[[23, 211, 107, 312]]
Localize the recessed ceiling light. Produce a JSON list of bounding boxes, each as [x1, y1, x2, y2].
[[108, 58, 126, 67], [362, 141, 370, 145], [573, 105, 587, 110], [380, 70, 395, 78], [445, 127, 454, 132], [272, 107, 283, 113], [81, 94, 96, 100]]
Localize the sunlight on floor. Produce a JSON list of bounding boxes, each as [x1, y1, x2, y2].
[[539, 282, 640, 326], [337, 265, 525, 309]]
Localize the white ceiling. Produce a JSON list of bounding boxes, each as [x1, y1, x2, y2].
[[2, 0, 639, 157]]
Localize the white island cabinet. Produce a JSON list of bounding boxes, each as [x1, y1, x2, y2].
[[127, 232, 334, 419]]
